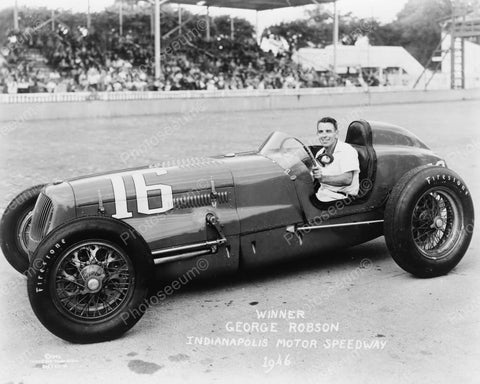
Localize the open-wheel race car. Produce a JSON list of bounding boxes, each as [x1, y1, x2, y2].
[[0, 120, 474, 343]]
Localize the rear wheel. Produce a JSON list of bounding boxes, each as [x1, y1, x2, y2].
[[27, 217, 153, 343], [384, 166, 474, 277], [0, 185, 45, 274]]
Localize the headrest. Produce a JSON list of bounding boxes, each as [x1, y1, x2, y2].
[[346, 120, 373, 147]]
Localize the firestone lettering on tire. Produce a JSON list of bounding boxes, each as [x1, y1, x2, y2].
[[35, 238, 67, 293], [425, 174, 469, 196]]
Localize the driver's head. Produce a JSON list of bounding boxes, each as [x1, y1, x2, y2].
[[317, 117, 338, 148]]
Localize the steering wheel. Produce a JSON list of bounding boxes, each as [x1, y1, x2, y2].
[[279, 137, 319, 169]]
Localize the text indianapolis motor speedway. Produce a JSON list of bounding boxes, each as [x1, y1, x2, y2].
[[186, 336, 388, 350]]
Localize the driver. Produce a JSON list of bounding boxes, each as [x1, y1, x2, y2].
[[312, 117, 360, 202]]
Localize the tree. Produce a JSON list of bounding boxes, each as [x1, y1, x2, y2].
[[263, 8, 385, 53], [390, 0, 452, 67], [211, 15, 254, 41]]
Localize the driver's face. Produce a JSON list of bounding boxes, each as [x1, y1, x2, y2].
[[317, 122, 338, 148]]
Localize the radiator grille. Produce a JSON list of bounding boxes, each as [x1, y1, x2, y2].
[[30, 193, 54, 241]]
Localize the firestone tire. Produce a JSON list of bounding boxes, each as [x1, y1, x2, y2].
[[27, 217, 153, 344], [0, 185, 45, 274], [384, 166, 474, 278]]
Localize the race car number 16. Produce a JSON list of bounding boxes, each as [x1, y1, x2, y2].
[[108, 168, 173, 219]]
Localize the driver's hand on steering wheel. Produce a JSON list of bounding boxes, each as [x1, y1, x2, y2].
[[312, 165, 323, 181]]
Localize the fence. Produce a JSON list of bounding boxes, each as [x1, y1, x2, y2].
[[1, 87, 479, 122]]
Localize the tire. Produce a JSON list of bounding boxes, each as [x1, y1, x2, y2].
[[27, 217, 153, 343], [1, 185, 45, 274], [384, 166, 474, 278]]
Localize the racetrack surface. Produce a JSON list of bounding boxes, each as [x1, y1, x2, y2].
[[0, 99, 479, 383]]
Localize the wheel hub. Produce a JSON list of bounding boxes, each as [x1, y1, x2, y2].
[[87, 278, 100, 291], [433, 217, 444, 229], [80, 265, 105, 293]]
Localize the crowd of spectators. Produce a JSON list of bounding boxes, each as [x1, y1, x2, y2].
[[0, 25, 338, 94]]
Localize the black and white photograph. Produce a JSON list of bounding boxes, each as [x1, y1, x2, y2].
[[0, 0, 479, 382]]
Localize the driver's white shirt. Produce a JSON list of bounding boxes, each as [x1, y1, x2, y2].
[[315, 140, 360, 202]]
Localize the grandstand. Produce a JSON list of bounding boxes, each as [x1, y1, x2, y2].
[[0, 0, 341, 94]]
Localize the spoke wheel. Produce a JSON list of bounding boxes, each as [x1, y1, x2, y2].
[[27, 217, 152, 343], [17, 210, 33, 256], [385, 166, 474, 278], [411, 188, 462, 260], [52, 241, 134, 321], [1, 184, 44, 274]]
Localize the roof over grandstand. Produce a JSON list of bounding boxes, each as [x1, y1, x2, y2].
[[293, 44, 425, 76], [167, 0, 334, 11]]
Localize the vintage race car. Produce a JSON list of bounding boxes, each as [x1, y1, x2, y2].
[[0, 120, 474, 343]]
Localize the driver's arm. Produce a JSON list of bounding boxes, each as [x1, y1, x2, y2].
[[313, 170, 354, 187]]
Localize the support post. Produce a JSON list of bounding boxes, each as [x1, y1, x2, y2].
[[333, 0, 339, 85], [119, 0, 123, 36], [155, 0, 161, 80], [256, 11, 260, 44], [231, 17, 234, 40], [206, 6, 211, 41], [51, 9, 55, 31], [13, 0, 19, 30], [178, 7, 182, 36], [87, 0, 91, 30], [150, 5, 154, 36]]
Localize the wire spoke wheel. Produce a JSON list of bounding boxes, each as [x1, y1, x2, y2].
[[1, 184, 45, 274], [411, 187, 462, 260], [16, 211, 33, 255], [51, 240, 134, 321], [385, 166, 473, 277]]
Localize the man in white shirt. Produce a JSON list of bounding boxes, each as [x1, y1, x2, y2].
[[312, 117, 360, 202]]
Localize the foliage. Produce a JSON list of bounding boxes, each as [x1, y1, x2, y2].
[[210, 15, 255, 41], [264, 0, 460, 68], [263, 7, 385, 53], [391, 0, 452, 67]]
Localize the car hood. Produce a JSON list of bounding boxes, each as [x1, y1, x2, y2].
[[67, 157, 234, 208]]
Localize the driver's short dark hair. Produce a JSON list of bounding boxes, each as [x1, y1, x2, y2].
[[317, 117, 338, 131]]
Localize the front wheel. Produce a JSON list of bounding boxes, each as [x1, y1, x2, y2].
[[1, 185, 45, 274], [27, 217, 153, 343], [384, 166, 474, 278]]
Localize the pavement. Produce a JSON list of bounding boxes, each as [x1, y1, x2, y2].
[[0, 99, 479, 384]]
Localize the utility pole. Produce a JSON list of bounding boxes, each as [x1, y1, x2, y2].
[[154, 0, 161, 80], [119, 0, 123, 36], [87, 0, 91, 30], [13, 0, 19, 30], [178, 7, 182, 36], [256, 11, 260, 44], [333, 0, 339, 85], [206, 6, 211, 41]]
